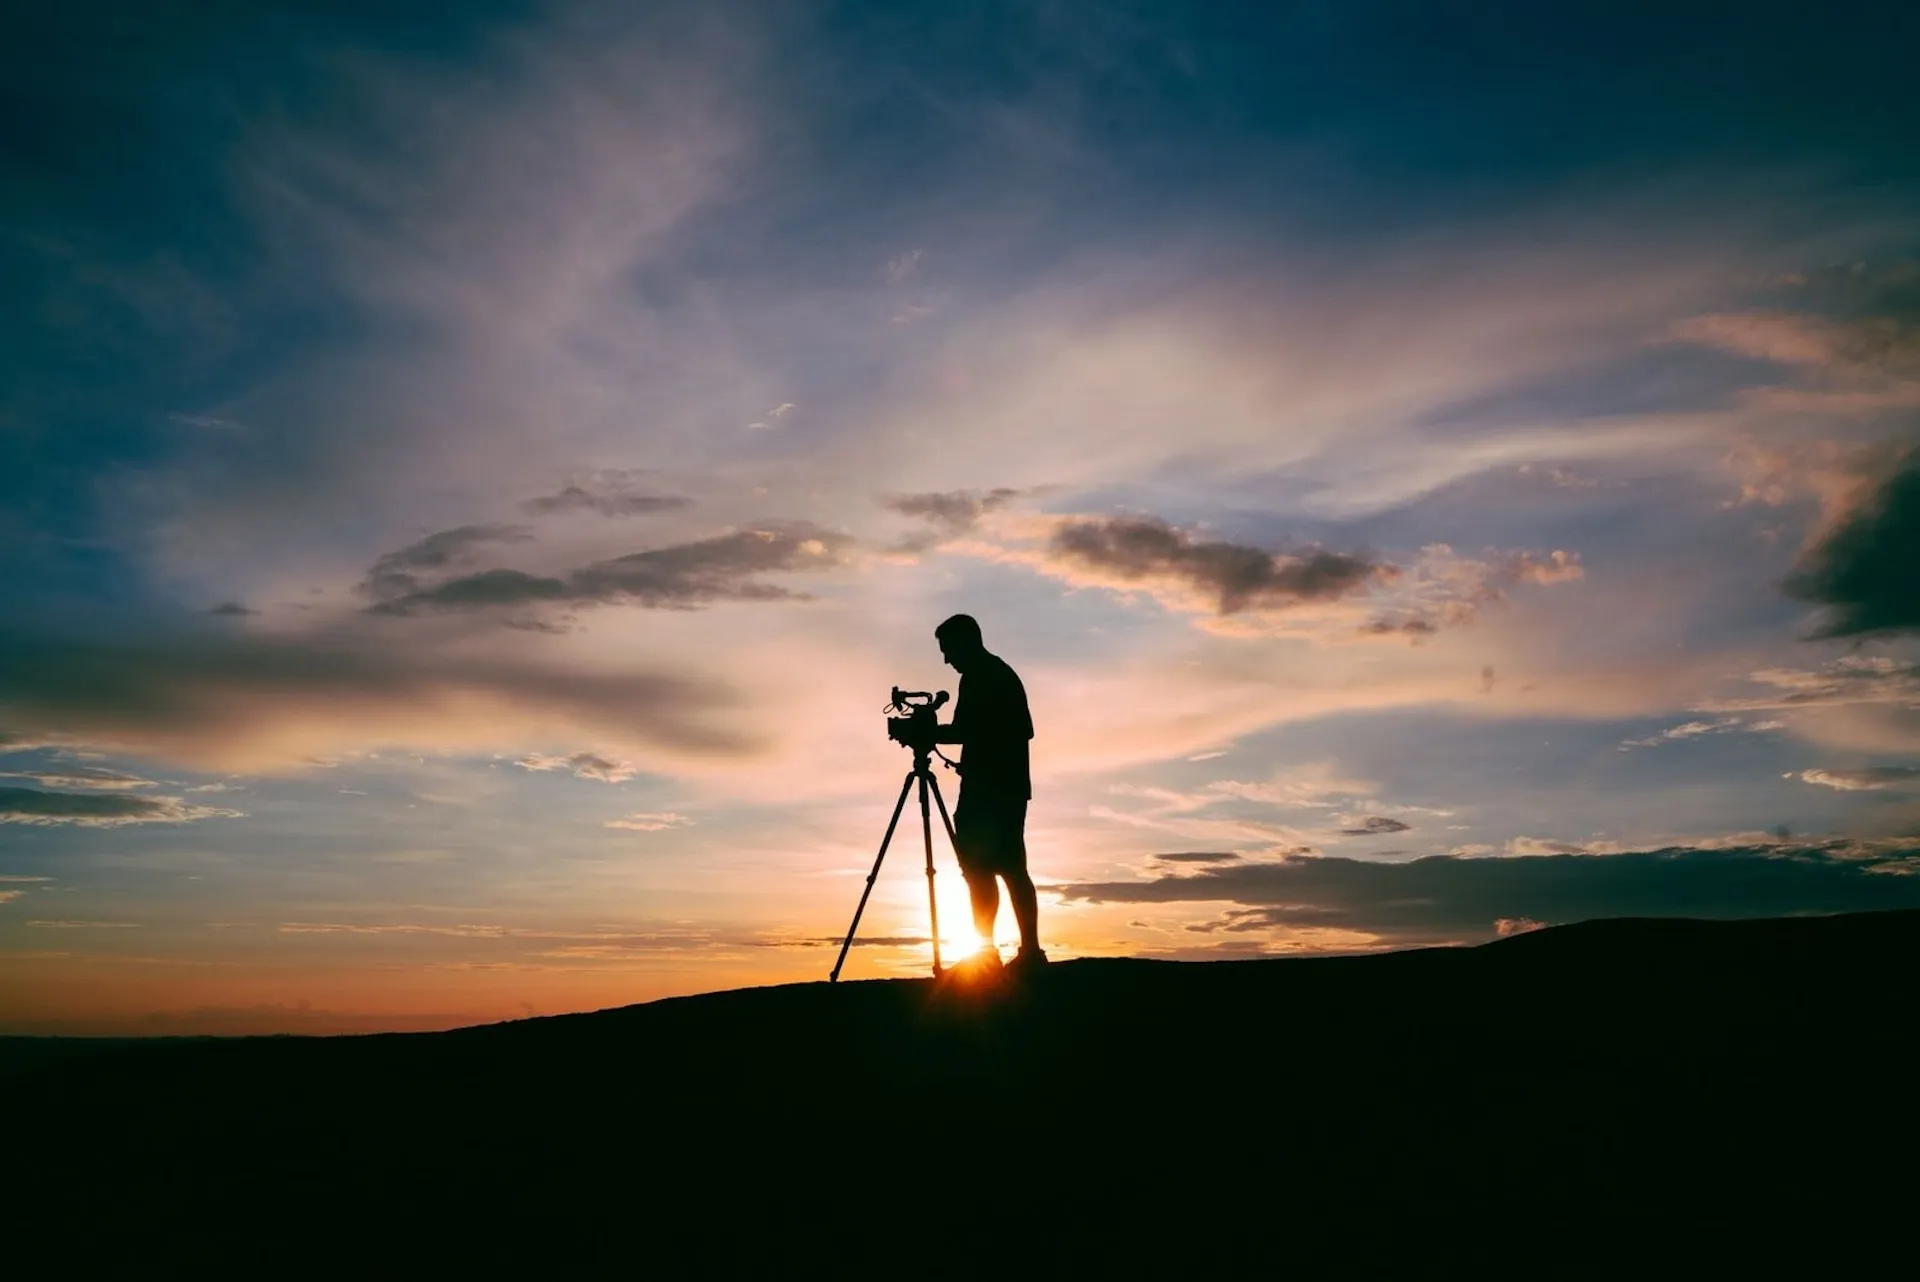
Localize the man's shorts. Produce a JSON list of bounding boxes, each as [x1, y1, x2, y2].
[[952, 791, 1029, 880]]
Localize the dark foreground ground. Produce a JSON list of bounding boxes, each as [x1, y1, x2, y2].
[[9, 911, 1919, 1270]]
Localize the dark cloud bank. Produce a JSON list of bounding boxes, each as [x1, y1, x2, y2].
[[1340, 816, 1412, 836], [1061, 843, 1920, 947], [362, 524, 850, 616], [1047, 515, 1385, 614], [0, 629, 751, 759], [1786, 447, 1920, 638], [0, 786, 234, 827]]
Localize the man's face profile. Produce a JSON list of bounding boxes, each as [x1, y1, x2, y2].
[[939, 633, 975, 673]]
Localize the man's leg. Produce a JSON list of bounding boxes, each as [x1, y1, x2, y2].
[[964, 869, 1000, 948], [1003, 795, 1041, 957], [1004, 867, 1040, 954]]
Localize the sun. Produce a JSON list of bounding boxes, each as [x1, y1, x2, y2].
[[931, 873, 992, 964], [891, 870, 996, 972]]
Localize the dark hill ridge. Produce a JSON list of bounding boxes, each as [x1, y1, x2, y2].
[[12, 909, 1918, 1269]]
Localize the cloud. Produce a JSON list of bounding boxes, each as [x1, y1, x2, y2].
[[1504, 836, 1624, 855], [1152, 851, 1242, 864], [208, 602, 256, 617], [1338, 816, 1412, 836], [604, 811, 691, 831], [884, 488, 1025, 551], [364, 524, 851, 617], [25, 920, 142, 928], [0, 628, 752, 771], [515, 751, 638, 783], [882, 249, 922, 284], [949, 518, 1581, 641], [1671, 279, 1920, 427], [1113, 771, 1452, 840], [1043, 515, 1387, 615], [168, 413, 248, 433], [521, 472, 693, 518], [1351, 545, 1583, 641], [1671, 310, 1854, 369], [1673, 300, 1920, 383], [1699, 658, 1920, 712], [1794, 767, 1920, 792], [1200, 764, 1382, 810], [746, 403, 797, 430], [0, 890, 25, 904], [278, 922, 513, 937], [0, 766, 156, 790], [1089, 802, 1315, 853], [1784, 448, 1920, 639], [1052, 840, 1920, 947], [1618, 717, 1745, 750], [359, 524, 537, 603], [0, 787, 241, 827]]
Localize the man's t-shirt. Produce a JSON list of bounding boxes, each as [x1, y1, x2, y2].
[[950, 651, 1034, 800]]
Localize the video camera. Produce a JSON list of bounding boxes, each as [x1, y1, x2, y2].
[[884, 686, 948, 754]]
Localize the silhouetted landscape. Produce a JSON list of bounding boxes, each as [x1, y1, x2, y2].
[[11, 909, 1915, 1268]]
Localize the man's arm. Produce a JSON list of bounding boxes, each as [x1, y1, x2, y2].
[[933, 674, 969, 745]]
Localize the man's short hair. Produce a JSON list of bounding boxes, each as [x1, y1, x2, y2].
[[935, 613, 983, 647]]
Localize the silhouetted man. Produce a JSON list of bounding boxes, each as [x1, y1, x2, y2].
[[932, 613, 1045, 972]]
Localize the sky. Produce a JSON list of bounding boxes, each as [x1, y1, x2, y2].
[[4, 0, 1919, 1034]]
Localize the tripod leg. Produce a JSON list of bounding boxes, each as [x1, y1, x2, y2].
[[927, 773, 961, 857], [919, 770, 942, 977], [926, 774, 970, 960], [830, 771, 917, 983]]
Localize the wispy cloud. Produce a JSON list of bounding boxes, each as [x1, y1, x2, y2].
[[882, 249, 922, 284], [1618, 717, 1745, 750], [358, 524, 537, 604], [1504, 836, 1625, 856], [278, 922, 514, 937], [746, 403, 796, 430], [1793, 767, 1920, 792], [604, 812, 691, 831], [521, 471, 692, 518], [1700, 658, 1920, 712], [515, 751, 638, 783], [26, 919, 143, 929], [0, 765, 156, 790], [0, 787, 241, 827], [362, 525, 852, 618], [883, 488, 1026, 552]]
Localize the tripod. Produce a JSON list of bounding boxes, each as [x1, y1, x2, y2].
[[830, 743, 960, 982]]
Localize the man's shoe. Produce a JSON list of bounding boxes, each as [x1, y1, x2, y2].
[[1008, 947, 1049, 973]]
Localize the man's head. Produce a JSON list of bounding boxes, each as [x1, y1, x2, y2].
[[935, 613, 986, 672]]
